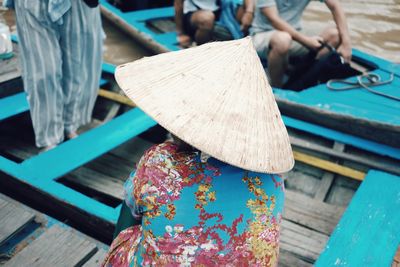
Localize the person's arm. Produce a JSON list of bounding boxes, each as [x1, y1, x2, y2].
[[174, 0, 191, 45], [325, 0, 352, 61], [240, 0, 255, 34], [261, 6, 322, 50]]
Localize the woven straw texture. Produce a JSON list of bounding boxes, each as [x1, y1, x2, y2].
[[115, 37, 294, 173]]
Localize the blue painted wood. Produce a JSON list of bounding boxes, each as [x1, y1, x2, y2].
[[282, 116, 400, 160], [315, 170, 400, 267], [352, 49, 400, 77], [0, 108, 156, 223], [274, 70, 400, 126], [0, 93, 29, 121]]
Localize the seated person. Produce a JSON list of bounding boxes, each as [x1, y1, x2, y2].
[[174, 0, 255, 46], [250, 0, 352, 87]]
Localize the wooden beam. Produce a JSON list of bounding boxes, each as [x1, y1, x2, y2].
[[290, 136, 400, 175], [98, 89, 135, 107], [293, 151, 366, 181], [314, 142, 345, 201]]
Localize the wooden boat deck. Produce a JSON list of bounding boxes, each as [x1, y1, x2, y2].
[[2, 112, 399, 266], [0, 193, 107, 266], [1, 29, 399, 266]]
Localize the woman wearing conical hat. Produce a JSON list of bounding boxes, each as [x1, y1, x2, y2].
[[103, 37, 294, 267]]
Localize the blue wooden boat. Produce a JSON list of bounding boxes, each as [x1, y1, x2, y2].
[[1, 33, 400, 264], [99, 0, 400, 147]]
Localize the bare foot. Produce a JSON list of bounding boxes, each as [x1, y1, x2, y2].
[[39, 144, 57, 153], [66, 131, 78, 140]]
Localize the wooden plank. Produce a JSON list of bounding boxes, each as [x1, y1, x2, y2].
[[325, 181, 357, 207], [290, 136, 400, 175], [314, 142, 345, 201], [64, 167, 125, 200], [86, 153, 134, 181], [283, 115, 400, 161], [280, 220, 329, 262], [5, 225, 97, 266], [148, 19, 176, 33], [98, 89, 135, 107], [83, 248, 108, 267], [284, 190, 345, 236], [279, 249, 312, 267], [285, 165, 321, 197], [0, 197, 35, 246], [315, 170, 400, 267], [293, 151, 366, 181]]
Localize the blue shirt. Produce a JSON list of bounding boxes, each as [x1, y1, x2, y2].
[[3, 0, 71, 24]]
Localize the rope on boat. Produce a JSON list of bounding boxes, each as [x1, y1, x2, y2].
[[327, 72, 399, 101]]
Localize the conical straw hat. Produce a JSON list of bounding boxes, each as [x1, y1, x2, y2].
[[115, 37, 294, 173]]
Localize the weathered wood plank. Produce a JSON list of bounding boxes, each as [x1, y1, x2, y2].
[[290, 136, 400, 175], [148, 19, 176, 34], [0, 197, 35, 246], [284, 190, 345, 235], [83, 248, 108, 267], [5, 225, 97, 267], [109, 136, 155, 164], [314, 142, 345, 201], [64, 167, 125, 200], [285, 167, 320, 198], [279, 249, 312, 267], [280, 220, 329, 262]]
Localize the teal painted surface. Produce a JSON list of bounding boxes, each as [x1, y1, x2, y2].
[[0, 93, 29, 121], [275, 69, 400, 126], [315, 170, 400, 267], [0, 60, 155, 224], [282, 116, 400, 160], [0, 108, 156, 223]]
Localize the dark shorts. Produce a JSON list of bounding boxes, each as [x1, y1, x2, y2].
[[183, 9, 221, 38]]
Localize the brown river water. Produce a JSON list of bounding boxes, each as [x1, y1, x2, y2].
[[2, 0, 400, 65]]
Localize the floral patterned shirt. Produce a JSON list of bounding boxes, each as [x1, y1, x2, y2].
[[103, 141, 285, 267]]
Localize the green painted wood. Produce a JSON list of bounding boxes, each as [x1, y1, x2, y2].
[[315, 170, 400, 267]]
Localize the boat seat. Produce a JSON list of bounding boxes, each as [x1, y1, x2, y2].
[[315, 170, 400, 266]]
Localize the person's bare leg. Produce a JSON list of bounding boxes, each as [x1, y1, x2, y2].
[[267, 31, 292, 87], [191, 10, 215, 45], [316, 27, 340, 58]]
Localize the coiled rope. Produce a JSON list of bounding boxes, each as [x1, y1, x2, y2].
[[327, 72, 399, 101]]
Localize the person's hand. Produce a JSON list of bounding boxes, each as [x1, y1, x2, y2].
[[303, 35, 324, 51], [177, 34, 192, 48], [337, 41, 352, 62], [240, 12, 254, 35]]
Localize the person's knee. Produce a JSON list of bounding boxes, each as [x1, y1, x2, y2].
[[192, 11, 215, 30], [324, 27, 340, 47], [270, 31, 292, 55]]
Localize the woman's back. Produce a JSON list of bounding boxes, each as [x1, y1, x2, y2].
[[104, 142, 285, 266]]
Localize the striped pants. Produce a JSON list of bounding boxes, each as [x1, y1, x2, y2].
[[14, 0, 103, 147]]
